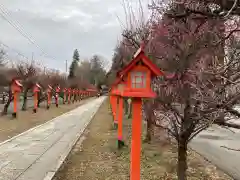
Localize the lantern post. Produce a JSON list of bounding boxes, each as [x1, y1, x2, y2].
[[111, 78, 127, 149], [74, 89, 77, 102], [110, 77, 122, 129], [118, 45, 163, 180], [81, 90, 84, 100], [79, 90, 82, 100], [55, 86, 60, 107], [47, 85, 52, 109], [116, 82, 126, 149], [72, 89, 75, 103], [68, 88, 71, 104], [62, 88, 66, 104], [75, 89, 77, 102], [78, 90, 81, 101], [11, 79, 23, 118], [33, 83, 41, 113], [110, 88, 118, 129], [76, 89, 79, 101], [81, 90, 83, 100], [76, 89, 78, 101]]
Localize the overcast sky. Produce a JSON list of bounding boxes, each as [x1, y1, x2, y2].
[[0, 0, 150, 72]]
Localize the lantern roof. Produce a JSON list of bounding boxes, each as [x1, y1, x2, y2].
[[12, 79, 23, 87], [110, 78, 127, 96], [109, 75, 126, 93], [35, 83, 41, 88], [118, 46, 164, 77]]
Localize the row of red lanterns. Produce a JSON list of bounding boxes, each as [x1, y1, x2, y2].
[[11, 80, 98, 118]]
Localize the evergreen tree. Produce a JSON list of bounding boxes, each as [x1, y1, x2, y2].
[[68, 49, 80, 79]]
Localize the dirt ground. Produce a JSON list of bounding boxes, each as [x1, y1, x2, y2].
[[54, 100, 232, 180], [0, 98, 94, 142]]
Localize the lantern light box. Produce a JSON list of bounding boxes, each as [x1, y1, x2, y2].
[[118, 47, 163, 98]]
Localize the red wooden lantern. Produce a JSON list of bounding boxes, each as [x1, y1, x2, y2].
[[33, 83, 41, 93], [79, 90, 82, 100], [56, 86, 60, 93], [11, 79, 22, 93], [47, 85, 52, 93], [11, 79, 23, 118], [72, 89, 76, 102], [55, 86, 60, 107], [119, 45, 164, 180], [68, 88, 71, 104], [83, 90, 85, 99], [46, 85, 52, 109], [78, 89, 81, 101], [76, 89, 79, 101], [110, 79, 121, 128], [33, 83, 41, 113], [80, 90, 83, 99], [111, 78, 127, 149], [75, 89, 78, 101], [81, 90, 83, 100], [63, 88, 67, 104]]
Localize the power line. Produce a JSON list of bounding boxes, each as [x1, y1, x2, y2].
[[0, 3, 57, 60], [0, 4, 43, 53], [0, 40, 61, 73], [0, 39, 29, 60]]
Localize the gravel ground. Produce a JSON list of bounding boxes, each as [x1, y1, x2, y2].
[[54, 100, 232, 180]]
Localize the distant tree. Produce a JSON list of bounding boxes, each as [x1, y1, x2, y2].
[[68, 49, 80, 79], [0, 49, 6, 66], [76, 60, 92, 82], [90, 55, 107, 86]]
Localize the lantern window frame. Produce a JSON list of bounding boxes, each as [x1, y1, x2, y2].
[[127, 65, 151, 92]]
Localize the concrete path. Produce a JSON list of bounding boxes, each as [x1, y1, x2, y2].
[[191, 123, 240, 180], [0, 96, 106, 180]]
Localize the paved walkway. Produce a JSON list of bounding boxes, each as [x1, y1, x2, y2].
[[191, 123, 240, 180], [0, 96, 106, 180]]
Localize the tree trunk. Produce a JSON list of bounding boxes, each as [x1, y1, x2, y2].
[[38, 93, 45, 107], [21, 90, 28, 111], [2, 94, 5, 104], [144, 118, 154, 143], [2, 89, 12, 115], [177, 141, 188, 180]]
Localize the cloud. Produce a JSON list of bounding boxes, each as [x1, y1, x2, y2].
[[0, 0, 150, 72]]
